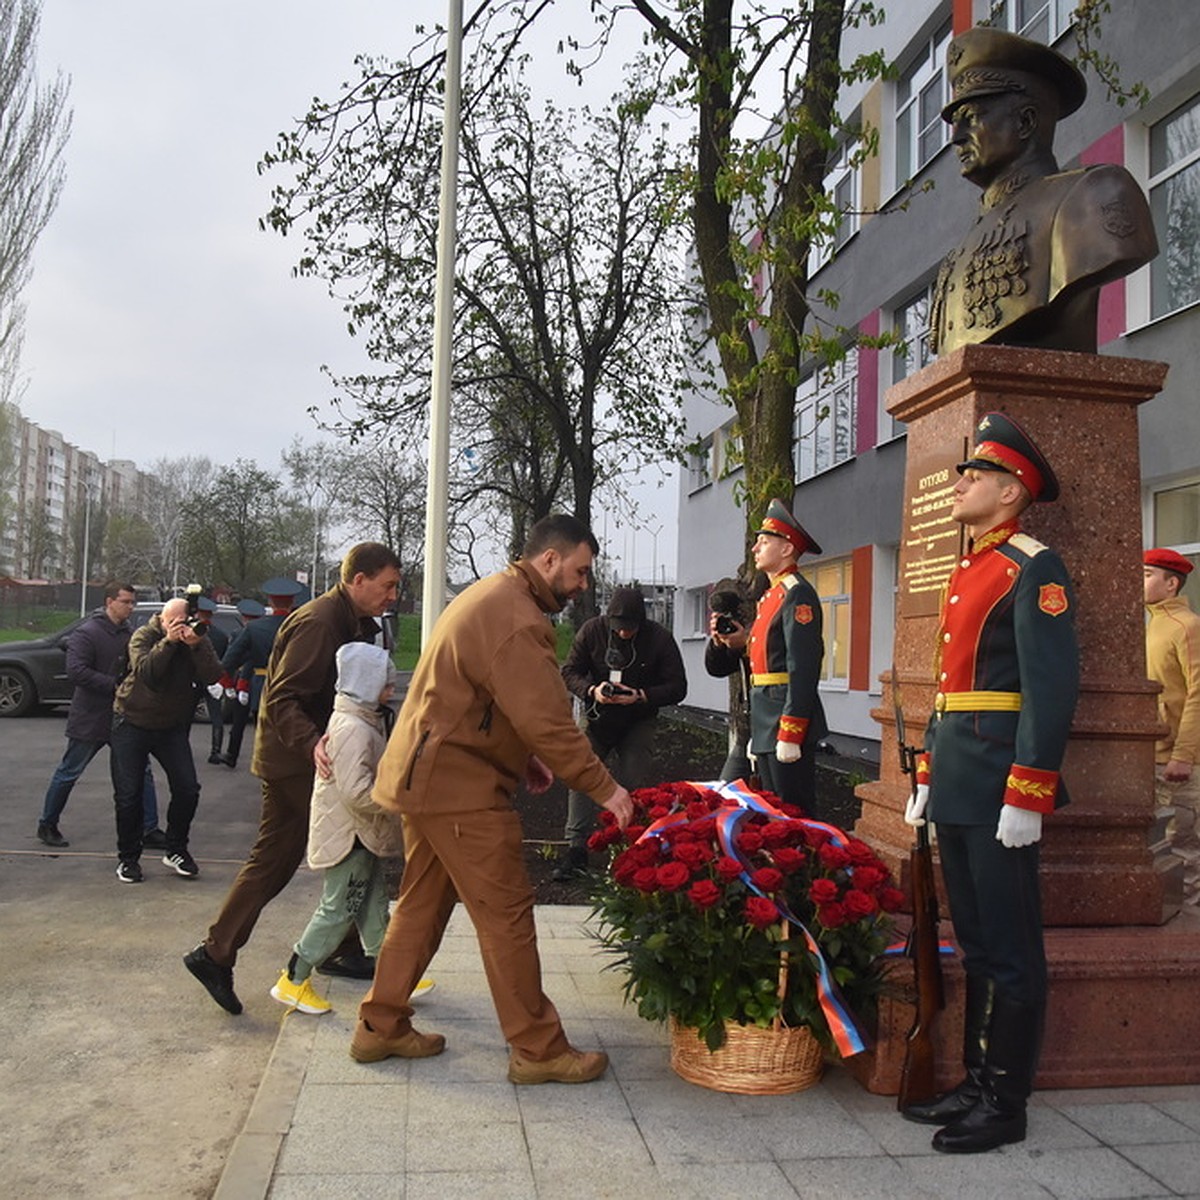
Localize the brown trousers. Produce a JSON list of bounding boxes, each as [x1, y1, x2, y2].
[[204, 772, 312, 967], [359, 807, 570, 1062]]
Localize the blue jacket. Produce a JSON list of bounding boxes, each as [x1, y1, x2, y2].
[[64, 611, 131, 743]]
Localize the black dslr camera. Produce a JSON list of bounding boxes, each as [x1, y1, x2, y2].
[[710, 588, 744, 636], [183, 583, 208, 635]]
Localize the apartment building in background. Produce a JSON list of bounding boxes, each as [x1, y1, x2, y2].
[[674, 0, 1200, 759]]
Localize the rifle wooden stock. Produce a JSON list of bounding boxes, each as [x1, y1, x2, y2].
[[896, 749, 946, 1111]]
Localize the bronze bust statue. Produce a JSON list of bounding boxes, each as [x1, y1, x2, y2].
[[930, 28, 1158, 356]]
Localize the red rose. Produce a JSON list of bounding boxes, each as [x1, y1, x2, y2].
[[632, 867, 659, 893], [761, 822, 791, 847], [744, 896, 781, 929], [624, 825, 647, 844], [612, 851, 639, 886], [673, 842, 713, 870], [736, 830, 764, 855], [818, 901, 848, 928], [847, 839, 879, 866], [686, 801, 712, 821], [688, 817, 718, 843], [750, 867, 784, 894], [804, 826, 832, 849], [879, 886, 906, 913], [818, 843, 850, 870], [779, 802, 803, 818], [716, 856, 744, 883], [648, 805, 670, 821], [851, 865, 886, 892], [771, 847, 806, 873], [843, 888, 879, 919], [656, 861, 692, 892], [688, 879, 723, 911], [598, 810, 619, 828], [809, 878, 839, 905], [630, 841, 661, 867], [587, 827, 620, 852]]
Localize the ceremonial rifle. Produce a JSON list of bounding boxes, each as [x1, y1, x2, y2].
[[894, 670, 945, 1110]]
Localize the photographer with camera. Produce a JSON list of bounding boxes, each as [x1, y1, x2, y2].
[[556, 586, 687, 878], [110, 593, 223, 883]]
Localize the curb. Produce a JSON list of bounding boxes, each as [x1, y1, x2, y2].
[[212, 1008, 319, 1199]]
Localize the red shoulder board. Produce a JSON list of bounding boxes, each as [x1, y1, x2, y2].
[[1038, 582, 1069, 616], [794, 604, 814, 625]]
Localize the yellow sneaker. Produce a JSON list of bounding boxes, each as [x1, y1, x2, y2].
[[270, 970, 332, 1015], [410, 977, 436, 1000]]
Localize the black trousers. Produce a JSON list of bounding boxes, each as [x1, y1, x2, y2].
[[935, 821, 1048, 1009], [755, 749, 821, 818]]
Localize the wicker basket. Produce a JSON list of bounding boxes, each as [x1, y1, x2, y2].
[[669, 1016, 824, 1095]]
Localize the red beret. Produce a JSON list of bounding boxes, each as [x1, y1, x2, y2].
[[1144, 548, 1194, 576]]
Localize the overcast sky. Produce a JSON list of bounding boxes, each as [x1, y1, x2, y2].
[[20, 1, 679, 580]]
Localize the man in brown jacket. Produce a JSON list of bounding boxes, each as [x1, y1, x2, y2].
[[184, 544, 401, 1014], [353, 515, 633, 1083]]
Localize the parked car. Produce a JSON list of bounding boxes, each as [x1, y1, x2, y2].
[[0, 602, 241, 717]]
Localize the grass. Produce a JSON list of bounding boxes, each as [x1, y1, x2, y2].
[[0, 609, 79, 644]]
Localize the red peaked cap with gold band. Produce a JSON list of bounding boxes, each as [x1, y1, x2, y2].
[[956, 411, 1060, 503], [757, 498, 822, 556]]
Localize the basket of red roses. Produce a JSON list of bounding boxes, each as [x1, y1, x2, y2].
[[588, 778, 903, 1094]]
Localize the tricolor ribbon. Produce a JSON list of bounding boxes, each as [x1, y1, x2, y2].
[[636, 777, 872, 1059]]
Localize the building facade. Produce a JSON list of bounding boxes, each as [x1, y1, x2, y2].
[[674, 0, 1200, 760]]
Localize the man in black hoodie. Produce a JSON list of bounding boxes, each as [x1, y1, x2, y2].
[[556, 586, 687, 877]]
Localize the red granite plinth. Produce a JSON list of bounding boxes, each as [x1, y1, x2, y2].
[[850, 912, 1200, 1094], [851, 344, 1200, 1089]]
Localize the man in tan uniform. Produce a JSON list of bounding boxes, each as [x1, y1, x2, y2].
[[1144, 548, 1200, 903], [354, 515, 633, 1083]]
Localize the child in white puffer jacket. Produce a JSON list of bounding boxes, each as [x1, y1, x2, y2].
[[271, 642, 432, 1014]]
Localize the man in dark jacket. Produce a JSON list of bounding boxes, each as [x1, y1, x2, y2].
[[110, 597, 222, 883], [555, 586, 687, 877], [37, 581, 164, 847]]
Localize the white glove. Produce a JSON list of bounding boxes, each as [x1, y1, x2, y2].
[[904, 783, 929, 827], [206, 683, 224, 700], [224, 686, 237, 700], [237, 689, 250, 707], [775, 740, 801, 764], [996, 805, 1042, 848]]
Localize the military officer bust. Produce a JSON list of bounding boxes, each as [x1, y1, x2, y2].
[[930, 27, 1158, 356]]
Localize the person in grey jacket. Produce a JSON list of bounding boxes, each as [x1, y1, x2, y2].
[[110, 597, 222, 883], [36, 582, 161, 848]]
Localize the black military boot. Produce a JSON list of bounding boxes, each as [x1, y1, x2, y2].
[[932, 994, 1041, 1154], [903, 974, 993, 1125]]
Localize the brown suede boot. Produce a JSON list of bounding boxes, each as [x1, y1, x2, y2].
[[350, 1019, 446, 1063], [507, 1046, 609, 1085]]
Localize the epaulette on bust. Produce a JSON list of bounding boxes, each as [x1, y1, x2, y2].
[[1008, 531, 1047, 557]]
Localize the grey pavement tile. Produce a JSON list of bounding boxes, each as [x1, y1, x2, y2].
[[737, 1108, 889, 1159], [657, 1159, 802, 1198], [404, 1120, 531, 1174], [406, 1170, 535, 1199], [607, 1042, 676, 1081], [1154, 1099, 1200, 1133], [534, 1164, 683, 1200], [1057, 1102, 1198, 1145], [516, 1076, 632, 1123], [589, 1015, 672, 1048], [779, 1154, 939, 1199], [1122, 1140, 1200, 1196], [1022, 1145, 1174, 1199], [903, 1149, 1055, 1199], [618, 1074, 744, 1124], [523, 1115, 652, 1169], [405, 1080, 519, 1128], [274, 1084, 405, 1176], [269, 1176, 403, 1199], [635, 1113, 774, 1164]]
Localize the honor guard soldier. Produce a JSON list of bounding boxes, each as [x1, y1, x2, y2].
[[903, 412, 1079, 1154], [706, 498, 829, 817], [196, 597, 230, 764], [217, 598, 266, 768]]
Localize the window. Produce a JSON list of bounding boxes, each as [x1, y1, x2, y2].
[[1153, 481, 1200, 566], [809, 140, 860, 274], [687, 435, 714, 493], [1149, 94, 1200, 320], [883, 285, 934, 440], [895, 21, 951, 185], [989, 0, 1074, 44], [685, 586, 712, 638], [802, 557, 853, 687], [794, 351, 857, 481], [715, 419, 743, 480]]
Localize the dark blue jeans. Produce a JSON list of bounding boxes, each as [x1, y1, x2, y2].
[[41, 737, 159, 829], [110, 718, 199, 861]]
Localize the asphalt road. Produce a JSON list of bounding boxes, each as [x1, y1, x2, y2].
[[0, 709, 325, 1198]]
